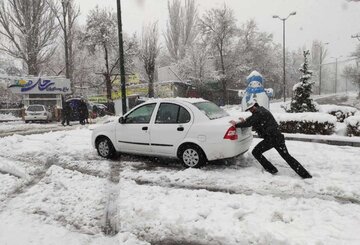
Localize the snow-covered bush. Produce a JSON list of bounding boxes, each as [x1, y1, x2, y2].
[[345, 116, 360, 137], [319, 104, 358, 122], [274, 113, 336, 135]]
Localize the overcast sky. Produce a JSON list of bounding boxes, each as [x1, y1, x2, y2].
[[76, 0, 360, 62]]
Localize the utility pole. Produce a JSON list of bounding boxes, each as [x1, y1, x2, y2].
[[61, 0, 70, 80], [316, 42, 329, 95], [117, 0, 127, 114]]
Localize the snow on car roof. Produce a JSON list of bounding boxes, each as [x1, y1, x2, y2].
[[145, 97, 207, 104]]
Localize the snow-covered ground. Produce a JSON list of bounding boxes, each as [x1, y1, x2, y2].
[[0, 93, 359, 244], [0, 126, 360, 244]]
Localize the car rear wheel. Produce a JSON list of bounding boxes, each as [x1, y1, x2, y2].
[[180, 145, 206, 168], [96, 137, 116, 159]]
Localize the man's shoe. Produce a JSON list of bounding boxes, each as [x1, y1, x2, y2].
[[265, 168, 278, 175], [302, 173, 312, 179]]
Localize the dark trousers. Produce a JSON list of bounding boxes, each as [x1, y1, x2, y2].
[[252, 136, 312, 178], [62, 115, 70, 125]]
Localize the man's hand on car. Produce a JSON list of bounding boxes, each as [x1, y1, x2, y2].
[[229, 117, 245, 126]]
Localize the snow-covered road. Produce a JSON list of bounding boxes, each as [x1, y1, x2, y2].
[[0, 128, 359, 244]]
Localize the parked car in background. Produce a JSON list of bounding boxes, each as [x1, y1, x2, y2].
[[90, 103, 107, 117], [92, 98, 253, 168], [24, 104, 52, 123]]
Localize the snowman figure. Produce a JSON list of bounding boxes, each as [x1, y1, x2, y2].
[[239, 70, 272, 111]]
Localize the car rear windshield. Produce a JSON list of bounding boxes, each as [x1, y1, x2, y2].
[[27, 105, 44, 112], [193, 102, 229, 120]]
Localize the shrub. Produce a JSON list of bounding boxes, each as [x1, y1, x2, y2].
[[319, 104, 358, 122], [274, 113, 337, 135], [345, 116, 360, 137]]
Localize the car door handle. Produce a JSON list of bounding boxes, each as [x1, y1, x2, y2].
[[177, 126, 184, 131], [142, 126, 148, 131]]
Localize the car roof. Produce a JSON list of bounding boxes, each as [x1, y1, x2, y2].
[[144, 97, 207, 105], [27, 104, 45, 107]]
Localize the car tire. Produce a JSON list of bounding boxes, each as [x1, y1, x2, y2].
[[25, 120, 29, 123], [179, 144, 206, 168], [96, 137, 117, 159]]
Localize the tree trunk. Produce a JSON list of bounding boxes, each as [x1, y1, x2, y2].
[[104, 44, 112, 100], [219, 47, 227, 104], [148, 73, 155, 98]]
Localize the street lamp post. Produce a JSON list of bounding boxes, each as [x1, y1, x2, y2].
[[331, 56, 342, 94], [273, 11, 297, 102], [316, 42, 329, 95]]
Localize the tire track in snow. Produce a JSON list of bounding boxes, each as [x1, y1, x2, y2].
[[102, 160, 121, 236], [132, 178, 360, 206]]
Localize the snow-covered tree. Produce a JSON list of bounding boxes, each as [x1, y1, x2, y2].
[[165, 0, 197, 61], [0, 0, 59, 75], [288, 50, 318, 113], [342, 64, 360, 98], [139, 22, 160, 98], [177, 39, 212, 82], [198, 4, 237, 102], [234, 20, 282, 92], [83, 6, 119, 100]]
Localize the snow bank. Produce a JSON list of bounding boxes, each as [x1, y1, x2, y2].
[[119, 179, 360, 245], [0, 113, 21, 121], [9, 165, 109, 234], [345, 116, 360, 127], [319, 104, 358, 114]]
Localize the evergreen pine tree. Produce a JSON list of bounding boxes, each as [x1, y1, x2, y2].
[[289, 50, 318, 113]]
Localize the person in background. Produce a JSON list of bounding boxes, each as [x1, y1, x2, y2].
[[107, 99, 115, 115], [78, 98, 87, 125], [229, 97, 312, 179], [61, 98, 71, 126]]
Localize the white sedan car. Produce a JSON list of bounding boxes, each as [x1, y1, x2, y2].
[[24, 104, 52, 123], [92, 98, 253, 168]]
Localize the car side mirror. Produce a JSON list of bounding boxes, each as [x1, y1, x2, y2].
[[118, 116, 125, 124]]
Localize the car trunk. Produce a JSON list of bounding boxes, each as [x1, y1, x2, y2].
[[204, 116, 252, 142]]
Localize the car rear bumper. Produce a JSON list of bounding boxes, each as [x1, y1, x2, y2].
[[204, 134, 253, 161], [24, 115, 48, 121]]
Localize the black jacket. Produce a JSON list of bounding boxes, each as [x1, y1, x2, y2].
[[62, 101, 71, 116], [235, 106, 282, 140]]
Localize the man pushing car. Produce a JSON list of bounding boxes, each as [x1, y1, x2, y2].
[[230, 96, 312, 179]]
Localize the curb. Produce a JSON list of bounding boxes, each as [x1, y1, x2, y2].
[[253, 134, 360, 147]]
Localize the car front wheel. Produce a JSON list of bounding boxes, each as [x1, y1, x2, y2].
[[180, 145, 206, 168], [96, 137, 116, 159]]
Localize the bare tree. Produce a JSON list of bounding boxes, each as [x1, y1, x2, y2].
[[0, 0, 59, 75], [48, 0, 80, 82], [198, 4, 237, 102], [140, 22, 160, 98], [165, 0, 197, 61]]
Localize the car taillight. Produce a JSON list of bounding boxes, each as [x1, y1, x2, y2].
[[224, 126, 238, 140]]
